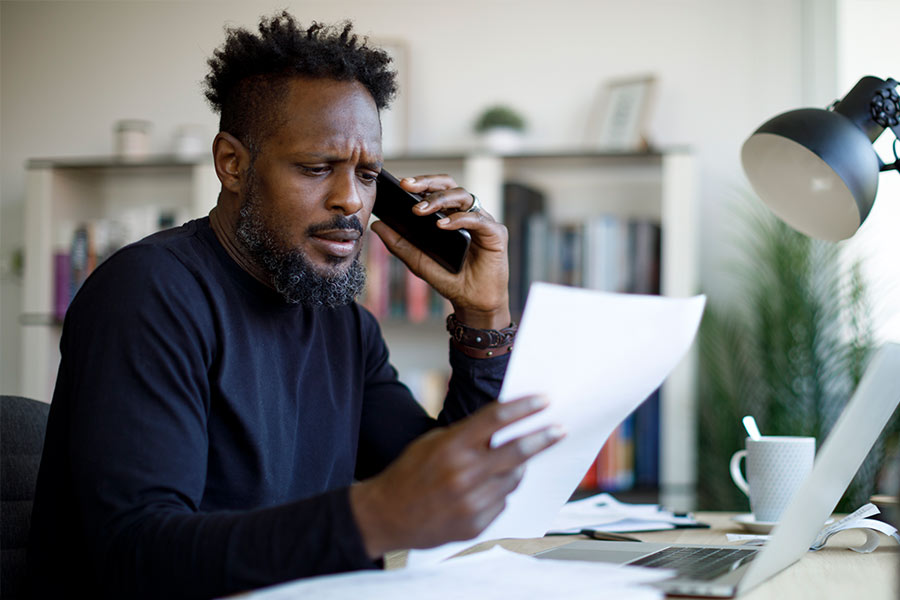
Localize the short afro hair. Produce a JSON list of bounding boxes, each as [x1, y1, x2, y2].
[[204, 12, 397, 153]]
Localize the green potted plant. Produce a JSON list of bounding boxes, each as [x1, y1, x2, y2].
[[474, 104, 526, 153], [696, 196, 897, 513]]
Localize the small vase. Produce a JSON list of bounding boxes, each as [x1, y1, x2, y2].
[[480, 127, 524, 154]]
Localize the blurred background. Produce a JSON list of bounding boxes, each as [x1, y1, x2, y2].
[[2, 0, 898, 511]]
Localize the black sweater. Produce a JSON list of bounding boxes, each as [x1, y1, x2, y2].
[[28, 217, 507, 599]]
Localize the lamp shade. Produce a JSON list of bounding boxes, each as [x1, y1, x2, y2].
[[741, 108, 880, 241]]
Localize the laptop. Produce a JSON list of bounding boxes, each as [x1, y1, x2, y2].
[[536, 342, 900, 597]]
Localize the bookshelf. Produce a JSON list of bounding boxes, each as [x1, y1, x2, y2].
[[21, 148, 698, 509], [20, 156, 219, 403], [386, 150, 699, 509]]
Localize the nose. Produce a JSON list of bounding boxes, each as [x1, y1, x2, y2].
[[325, 171, 364, 216]]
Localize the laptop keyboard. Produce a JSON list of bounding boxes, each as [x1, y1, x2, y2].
[[628, 546, 758, 580]]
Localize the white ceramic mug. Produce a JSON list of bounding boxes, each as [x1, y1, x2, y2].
[[729, 436, 815, 523]]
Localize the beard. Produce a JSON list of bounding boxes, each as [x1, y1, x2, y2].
[[235, 169, 367, 308]]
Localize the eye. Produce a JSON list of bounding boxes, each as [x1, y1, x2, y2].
[[358, 170, 378, 184], [298, 165, 330, 176]]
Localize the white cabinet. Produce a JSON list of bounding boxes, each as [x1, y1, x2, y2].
[[384, 150, 698, 509], [21, 157, 219, 403]]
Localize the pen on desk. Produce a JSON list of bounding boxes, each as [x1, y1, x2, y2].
[[579, 529, 642, 542], [673, 522, 711, 529]]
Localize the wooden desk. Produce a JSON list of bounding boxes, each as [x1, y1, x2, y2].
[[386, 512, 898, 599]]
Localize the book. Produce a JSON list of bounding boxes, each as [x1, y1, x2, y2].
[[361, 232, 391, 318], [53, 252, 70, 322], [405, 271, 430, 323], [503, 182, 546, 316], [628, 220, 661, 295], [633, 389, 661, 488]]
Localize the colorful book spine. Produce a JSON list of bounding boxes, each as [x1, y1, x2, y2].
[[360, 232, 390, 318], [529, 211, 663, 495], [633, 390, 661, 488], [53, 252, 70, 322], [360, 232, 446, 322], [69, 224, 94, 302], [405, 271, 429, 323], [577, 454, 600, 491]]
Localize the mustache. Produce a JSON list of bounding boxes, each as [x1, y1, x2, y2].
[[306, 214, 364, 236]]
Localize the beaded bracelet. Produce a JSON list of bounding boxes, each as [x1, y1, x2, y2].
[[445, 313, 517, 359]]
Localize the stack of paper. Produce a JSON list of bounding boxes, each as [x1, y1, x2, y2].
[[237, 547, 671, 600], [727, 503, 900, 553], [548, 493, 703, 534]]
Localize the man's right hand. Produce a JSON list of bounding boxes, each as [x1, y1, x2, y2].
[[348, 395, 564, 559]]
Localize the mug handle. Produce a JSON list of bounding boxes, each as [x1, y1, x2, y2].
[[729, 449, 750, 496]]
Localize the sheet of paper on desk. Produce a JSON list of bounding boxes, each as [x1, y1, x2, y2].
[[548, 493, 702, 533], [407, 283, 705, 567], [238, 547, 669, 600]]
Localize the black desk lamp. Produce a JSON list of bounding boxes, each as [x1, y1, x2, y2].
[[741, 75, 900, 241]]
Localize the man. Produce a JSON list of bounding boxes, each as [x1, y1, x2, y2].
[[27, 12, 562, 599]]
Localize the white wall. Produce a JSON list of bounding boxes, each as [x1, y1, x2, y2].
[[837, 0, 900, 343], [1, 0, 820, 394]]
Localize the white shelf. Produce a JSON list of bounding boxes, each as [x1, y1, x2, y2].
[[21, 158, 218, 403], [21, 149, 699, 509], [387, 150, 699, 510]]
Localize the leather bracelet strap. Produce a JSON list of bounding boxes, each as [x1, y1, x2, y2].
[[446, 313, 517, 359], [450, 337, 515, 359]]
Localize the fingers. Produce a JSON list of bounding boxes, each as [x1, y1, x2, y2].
[[399, 173, 456, 194], [458, 395, 551, 444], [350, 395, 563, 554], [447, 474, 520, 540], [435, 210, 505, 245], [370, 219, 451, 285], [461, 397, 565, 483], [398, 173, 486, 218], [441, 422, 564, 541], [491, 424, 566, 471], [414, 188, 483, 217]]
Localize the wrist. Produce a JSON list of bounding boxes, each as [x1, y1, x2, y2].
[[446, 312, 517, 359], [450, 304, 511, 330], [348, 481, 393, 560]]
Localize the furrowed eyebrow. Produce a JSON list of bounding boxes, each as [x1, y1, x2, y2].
[[293, 152, 382, 171]]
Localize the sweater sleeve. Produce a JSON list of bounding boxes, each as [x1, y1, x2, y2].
[[354, 309, 510, 479], [34, 246, 377, 600]]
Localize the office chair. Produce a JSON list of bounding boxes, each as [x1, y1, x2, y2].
[[1, 395, 50, 600]]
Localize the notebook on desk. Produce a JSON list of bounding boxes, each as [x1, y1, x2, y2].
[[536, 342, 900, 597]]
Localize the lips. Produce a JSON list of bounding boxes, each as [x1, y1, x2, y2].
[[310, 229, 361, 258], [313, 230, 362, 243]]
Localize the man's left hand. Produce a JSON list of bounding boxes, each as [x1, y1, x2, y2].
[[370, 174, 511, 330]]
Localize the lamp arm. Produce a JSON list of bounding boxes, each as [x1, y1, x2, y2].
[[879, 133, 900, 173]]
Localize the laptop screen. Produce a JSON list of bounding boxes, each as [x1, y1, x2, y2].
[[738, 342, 900, 592]]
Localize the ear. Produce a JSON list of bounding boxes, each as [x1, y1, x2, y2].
[[212, 132, 250, 193]]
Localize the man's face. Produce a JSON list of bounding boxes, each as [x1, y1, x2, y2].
[[235, 77, 383, 306]]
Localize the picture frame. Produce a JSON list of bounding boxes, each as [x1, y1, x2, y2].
[[374, 39, 409, 156], [588, 75, 657, 152]]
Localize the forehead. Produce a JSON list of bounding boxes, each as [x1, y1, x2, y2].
[[266, 77, 382, 154]]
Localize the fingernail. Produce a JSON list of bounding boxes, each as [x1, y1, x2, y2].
[[437, 217, 450, 226], [416, 201, 429, 210], [528, 395, 549, 411], [402, 177, 416, 183], [547, 425, 566, 441]]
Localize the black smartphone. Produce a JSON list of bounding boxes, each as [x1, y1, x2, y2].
[[373, 169, 471, 274]]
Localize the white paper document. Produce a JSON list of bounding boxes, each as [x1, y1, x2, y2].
[[547, 493, 701, 534], [727, 502, 900, 553], [408, 283, 706, 567], [239, 546, 669, 600]]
